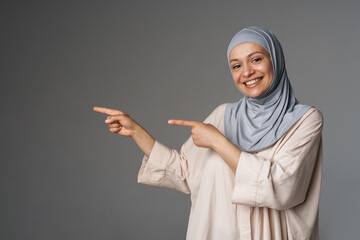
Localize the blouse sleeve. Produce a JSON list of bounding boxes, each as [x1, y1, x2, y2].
[[137, 140, 191, 194], [232, 108, 323, 210], [137, 103, 226, 195]]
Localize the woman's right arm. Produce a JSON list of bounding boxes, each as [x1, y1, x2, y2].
[[130, 125, 155, 158], [93, 106, 191, 194]]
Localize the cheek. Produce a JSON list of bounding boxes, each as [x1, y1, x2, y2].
[[257, 65, 268, 73], [231, 72, 241, 82], [266, 70, 274, 84], [263, 62, 274, 78]]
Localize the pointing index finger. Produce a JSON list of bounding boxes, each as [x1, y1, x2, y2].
[[93, 106, 123, 115], [168, 119, 198, 127]]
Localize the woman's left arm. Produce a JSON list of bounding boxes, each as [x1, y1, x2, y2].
[[212, 133, 242, 172], [168, 118, 242, 172]]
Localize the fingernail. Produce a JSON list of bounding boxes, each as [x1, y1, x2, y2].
[[105, 119, 110, 123]]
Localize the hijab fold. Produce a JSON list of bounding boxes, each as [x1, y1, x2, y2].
[[224, 26, 311, 153]]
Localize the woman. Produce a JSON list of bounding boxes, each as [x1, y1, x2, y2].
[[93, 26, 323, 240]]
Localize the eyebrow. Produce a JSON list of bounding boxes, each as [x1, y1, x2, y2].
[[229, 51, 265, 63]]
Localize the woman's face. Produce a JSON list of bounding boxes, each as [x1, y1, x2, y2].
[[229, 42, 274, 98]]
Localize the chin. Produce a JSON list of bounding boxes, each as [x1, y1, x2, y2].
[[248, 91, 263, 98], [246, 93, 260, 98], [239, 88, 263, 98]]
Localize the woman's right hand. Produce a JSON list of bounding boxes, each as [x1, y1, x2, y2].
[[93, 106, 138, 137]]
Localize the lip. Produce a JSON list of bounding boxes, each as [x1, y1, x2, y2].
[[243, 77, 263, 88]]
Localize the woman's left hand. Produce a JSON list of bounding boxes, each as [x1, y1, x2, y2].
[[168, 119, 223, 149]]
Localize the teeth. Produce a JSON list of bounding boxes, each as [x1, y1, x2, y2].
[[245, 78, 262, 86]]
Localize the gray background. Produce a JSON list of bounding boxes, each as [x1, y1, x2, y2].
[[1, 0, 359, 239]]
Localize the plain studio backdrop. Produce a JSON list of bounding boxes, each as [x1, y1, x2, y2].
[[1, 0, 359, 239]]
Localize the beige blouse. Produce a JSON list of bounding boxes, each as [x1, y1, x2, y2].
[[138, 104, 323, 240]]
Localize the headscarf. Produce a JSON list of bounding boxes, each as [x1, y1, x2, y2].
[[224, 26, 312, 153]]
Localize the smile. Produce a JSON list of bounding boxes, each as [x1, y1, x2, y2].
[[244, 77, 262, 87]]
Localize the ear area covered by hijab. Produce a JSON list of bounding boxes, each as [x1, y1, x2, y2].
[[224, 26, 312, 153]]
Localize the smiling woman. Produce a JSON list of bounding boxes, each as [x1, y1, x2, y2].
[[94, 26, 323, 240]]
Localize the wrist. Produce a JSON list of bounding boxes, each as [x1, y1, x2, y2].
[[212, 132, 227, 152], [130, 123, 143, 139]]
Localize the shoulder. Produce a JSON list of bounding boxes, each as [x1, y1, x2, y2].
[[203, 103, 227, 123], [273, 107, 323, 160], [304, 107, 323, 122], [213, 103, 228, 115], [291, 107, 324, 141], [301, 107, 323, 131]]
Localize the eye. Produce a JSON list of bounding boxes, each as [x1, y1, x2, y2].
[[252, 57, 261, 63], [232, 64, 241, 69]]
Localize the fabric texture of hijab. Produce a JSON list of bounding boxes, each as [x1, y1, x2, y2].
[[224, 26, 312, 152]]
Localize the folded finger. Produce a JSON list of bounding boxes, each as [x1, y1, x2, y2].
[[109, 127, 121, 133], [105, 115, 124, 123], [108, 122, 121, 128]]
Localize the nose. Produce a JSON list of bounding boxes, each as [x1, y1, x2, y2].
[[243, 64, 255, 77]]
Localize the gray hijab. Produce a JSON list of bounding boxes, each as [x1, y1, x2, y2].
[[224, 26, 311, 153]]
